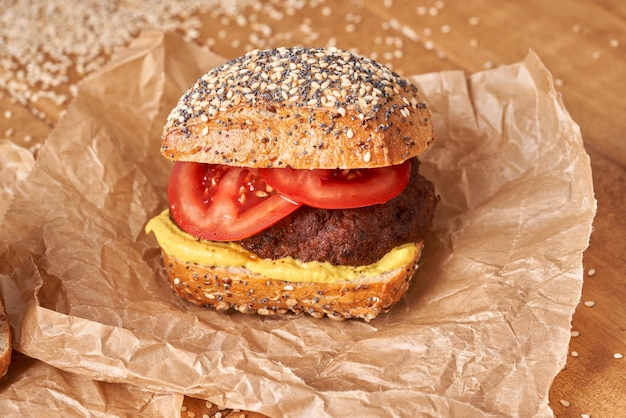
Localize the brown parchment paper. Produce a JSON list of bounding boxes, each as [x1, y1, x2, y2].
[[0, 352, 182, 417], [0, 30, 595, 417], [0, 140, 35, 221]]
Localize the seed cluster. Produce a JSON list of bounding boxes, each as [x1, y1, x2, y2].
[[181, 400, 249, 418], [0, 0, 258, 123], [166, 46, 425, 130]]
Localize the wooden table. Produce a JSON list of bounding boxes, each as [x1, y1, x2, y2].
[[1, 1, 624, 416]]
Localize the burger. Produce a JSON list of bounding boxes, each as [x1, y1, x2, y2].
[[145, 46, 438, 321]]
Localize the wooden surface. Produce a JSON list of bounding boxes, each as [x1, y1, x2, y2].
[[1, 1, 624, 417]]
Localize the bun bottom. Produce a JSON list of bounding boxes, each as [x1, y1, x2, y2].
[[159, 243, 423, 321], [0, 298, 11, 377]]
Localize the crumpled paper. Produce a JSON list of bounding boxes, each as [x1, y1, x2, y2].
[[0, 140, 35, 221], [0, 30, 595, 417], [0, 352, 182, 417]]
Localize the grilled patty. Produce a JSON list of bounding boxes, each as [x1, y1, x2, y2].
[[240, 159, 438, 266]]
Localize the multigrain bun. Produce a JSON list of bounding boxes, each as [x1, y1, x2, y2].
[[160, 242, 423, 321], [149, 47, 437, 321], [0, 296, 11, 377], [161, 47, 434, 169]]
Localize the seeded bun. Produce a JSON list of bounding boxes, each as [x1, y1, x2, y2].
[[160, 242, 423, 321], [161, 46, 434, 169]]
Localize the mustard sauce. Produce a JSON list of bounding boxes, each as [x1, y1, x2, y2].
[[145, 210, 417, 283]]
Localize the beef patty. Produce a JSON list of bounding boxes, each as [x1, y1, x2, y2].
[[239, 159, 438, 266]]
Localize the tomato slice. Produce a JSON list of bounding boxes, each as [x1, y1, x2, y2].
[[259, 160, 411, 209], [168, 162, 301, 241]]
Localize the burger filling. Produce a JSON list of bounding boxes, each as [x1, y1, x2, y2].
[[145, 213, 420, 283], [166, 158, 437, 267], [240, 159, 437, 266]]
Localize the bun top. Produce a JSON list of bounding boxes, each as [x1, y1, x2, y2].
[[162, 47, 434, 169]]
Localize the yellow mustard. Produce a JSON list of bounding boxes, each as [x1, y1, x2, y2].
[[145, 210, 417, 283]]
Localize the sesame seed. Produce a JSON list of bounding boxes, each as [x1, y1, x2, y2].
[[614, 353, 624, 359], [283, 285, 294, 291], [166, 46, 424, 130], [587, 268, 596, 276], [401, 26, 420, 42], [610, 38, 620, 48], [346, 128, 354, 138], [469, 16, 480, 25], [559, 399, 571, 408], [584, 300, 595, 307], [363, 151, 371, 163], [3, 110, 12, 119], [571, 330, 580, 337], [173, 278, 180, 285], [571, 350, 579, 357], [581, 414, 591, 418]]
